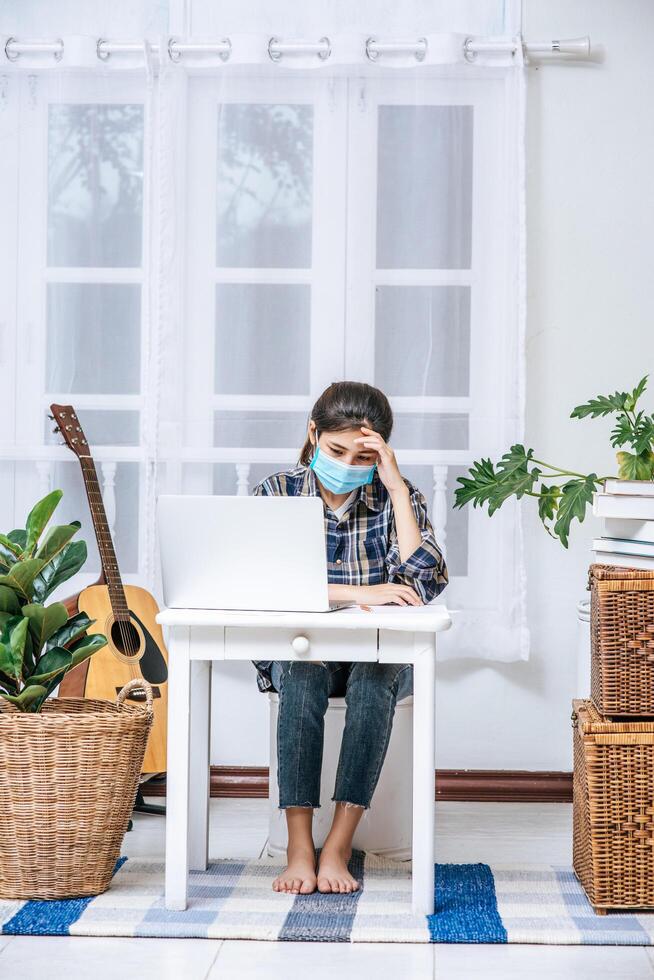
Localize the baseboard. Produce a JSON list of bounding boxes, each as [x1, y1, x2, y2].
[[144, 767, 573, 803]]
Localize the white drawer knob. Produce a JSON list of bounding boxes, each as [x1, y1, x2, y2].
[[291, 634, 310, 655]]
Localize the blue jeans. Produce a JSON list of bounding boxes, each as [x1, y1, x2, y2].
[[269, 660, 413, 811]]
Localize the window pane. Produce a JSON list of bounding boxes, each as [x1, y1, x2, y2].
[[375, 285, 470, 396], [214, 284, 310, 395], [376, 105, 473, 270], [216, 104, 313, 268], [48, 104, 143, 267], [401, 463, 468, 576], [214, 411, 307, 448], [213, 461, 295, 496], [391, 414, 468, 450], [44, 410, 140, 447], [46, 284, 141, 394], [48, 461, 140, 576]]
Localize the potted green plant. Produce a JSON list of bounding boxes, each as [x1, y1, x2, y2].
[[453, 375, 654, 547], [0, 489, 153, 900], [0, 488, 108, 709]]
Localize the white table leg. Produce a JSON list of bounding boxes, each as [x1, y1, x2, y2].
[[411, 632, 436, 916], [189, 659, 212, 871], [164, 625, 191, 910]]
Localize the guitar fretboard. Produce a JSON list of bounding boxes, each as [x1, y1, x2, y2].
[[79, 456, 129, 621]]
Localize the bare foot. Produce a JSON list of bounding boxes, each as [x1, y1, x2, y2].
[[272, 843, 317, 894], [316, 844, 360, 894]]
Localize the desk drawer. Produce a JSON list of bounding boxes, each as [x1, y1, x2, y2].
[[224, 627, 378, 662]]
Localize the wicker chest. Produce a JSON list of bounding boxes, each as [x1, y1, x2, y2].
[[572, 697, 654, 913], [588, 563, 654, 718]]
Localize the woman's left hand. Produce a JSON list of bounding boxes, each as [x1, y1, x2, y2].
[[354, 426, 407, 495]]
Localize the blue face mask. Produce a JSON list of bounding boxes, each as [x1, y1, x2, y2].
[[309, 435, 377, 495]]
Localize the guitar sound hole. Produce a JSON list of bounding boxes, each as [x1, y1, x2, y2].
[[110, 619, 141, 657]]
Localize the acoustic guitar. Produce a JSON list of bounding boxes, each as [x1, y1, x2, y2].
[[52, 403, 168, 775]]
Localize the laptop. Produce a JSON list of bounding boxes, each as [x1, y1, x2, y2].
[[156, 494, 356, 612]]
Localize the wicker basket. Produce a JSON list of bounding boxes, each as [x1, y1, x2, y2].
[[572, 697, 654, 913], [588, 562, 654, 718], [0, 678, 153, 900]]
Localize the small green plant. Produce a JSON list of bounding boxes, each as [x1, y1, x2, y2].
[[0, 489, 107, 712], [454, 375, 654, 548]]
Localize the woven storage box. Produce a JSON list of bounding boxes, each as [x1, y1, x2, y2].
[[588, 562, 654, 718], [0, 679, 153, 900], [572, 697, 654, 913]]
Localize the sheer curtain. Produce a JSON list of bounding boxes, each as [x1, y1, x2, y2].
[[0, 0, 528, 662]]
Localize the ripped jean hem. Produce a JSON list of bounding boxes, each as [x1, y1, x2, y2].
[[331, 798, 369, 811], [277, 803, 321, 810]]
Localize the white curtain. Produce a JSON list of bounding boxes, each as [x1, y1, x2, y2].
[[0, 0, 528, 662]]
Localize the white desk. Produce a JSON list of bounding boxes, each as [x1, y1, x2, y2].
[[155, 604, 452, 915]]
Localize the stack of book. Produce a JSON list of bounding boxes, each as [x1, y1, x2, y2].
[[592, 479, 654, 569]]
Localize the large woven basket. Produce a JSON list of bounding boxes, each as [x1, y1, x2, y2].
[[0, 678, 153, 900], [572, 697, 654, 913], [588, 562, 654, 718]]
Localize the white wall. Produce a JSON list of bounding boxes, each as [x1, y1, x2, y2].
[[208, 0, 654, 772]]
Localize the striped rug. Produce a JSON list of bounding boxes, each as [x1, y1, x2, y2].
[[2, 850, 654, 944]]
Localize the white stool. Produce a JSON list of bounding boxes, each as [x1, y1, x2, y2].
[[266, 692, 413, 860]]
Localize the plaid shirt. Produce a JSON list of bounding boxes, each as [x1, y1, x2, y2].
[[250, 463, 449, 693]]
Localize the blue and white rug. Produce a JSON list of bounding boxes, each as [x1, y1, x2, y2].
[[2, 850, 654, 944]]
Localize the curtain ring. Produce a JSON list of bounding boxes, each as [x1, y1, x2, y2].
[[168, 36, 182, 63], [97, 38, 111, 61], [463, 38, 477, 63], [4, 37, 18, 61], [317, 37, 331, 61], [365, 37, 380, 62]]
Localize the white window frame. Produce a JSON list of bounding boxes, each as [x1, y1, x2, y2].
[[9, 72, 150, 591], [182, 73, 348, 493], [345, 73, 513, 606]]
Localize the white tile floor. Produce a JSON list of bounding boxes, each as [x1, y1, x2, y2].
[[2, 798, 653, 980]]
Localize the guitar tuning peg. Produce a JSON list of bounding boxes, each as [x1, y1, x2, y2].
[[47, 413, 55, 420], [52, 426, 61, 434]]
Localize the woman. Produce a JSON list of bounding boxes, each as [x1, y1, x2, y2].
[[251, 381, 448, 896]]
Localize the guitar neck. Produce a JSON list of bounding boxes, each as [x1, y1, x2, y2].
[[79, 456, 129, 620]]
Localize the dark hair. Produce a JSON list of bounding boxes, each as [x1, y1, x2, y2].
[[298, 381, 393, 466]]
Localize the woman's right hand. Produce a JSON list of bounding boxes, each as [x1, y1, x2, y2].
[[330, 583, 424, 606]]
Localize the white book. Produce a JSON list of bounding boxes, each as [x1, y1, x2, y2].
[[593, 491, 654, 521], [604, 478, 654, 496], [592, 550, 654, 571], [593, 537, 654, 558], [603, 517, 654, 544]]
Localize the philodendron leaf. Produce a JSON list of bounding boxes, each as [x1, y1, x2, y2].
[[34, 521, 81, 565], [633, 420, 654, 456], [24, 489, 63, 555], [2, 684, 48, 712], [0, 559, 46, 602], [553, 474, 599, 549], [537, 484, 560, 523], [454, 457, 499, 509], [0, 585, 20, 615], [616, 450, 654, 482], [31, 540, 87, 603], [21, 602, 68, 659], [570, 389, 630, 419], [28, 646, 73, 685], [625, 375, 649, 412], [46, 611, 94, 652], [68, 632, 108, 668]]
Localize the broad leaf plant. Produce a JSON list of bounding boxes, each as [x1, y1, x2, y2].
[[0, 489, 107, 712], [454, 376, 654, 548]]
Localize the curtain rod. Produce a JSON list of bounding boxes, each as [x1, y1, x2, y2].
[[3, 34, 592, 65]]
